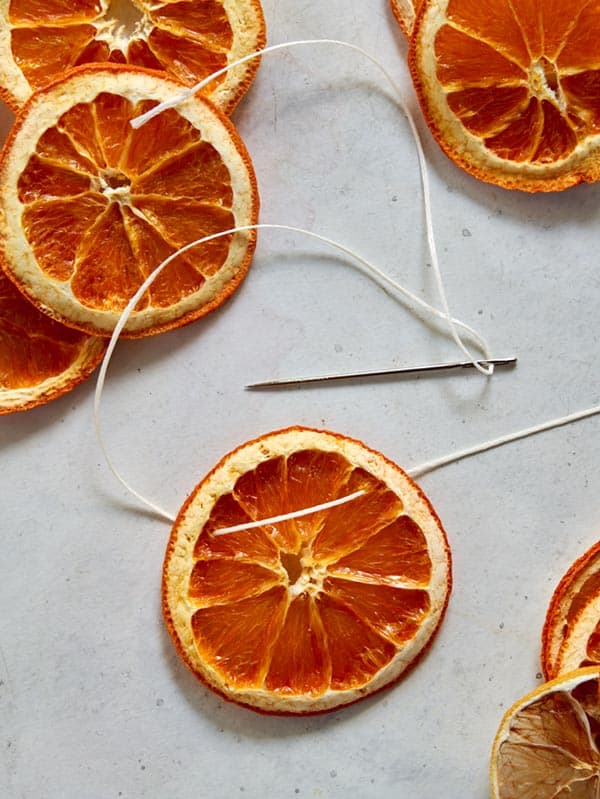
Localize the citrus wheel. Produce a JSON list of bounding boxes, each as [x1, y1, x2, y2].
[[490, 667, 600, 798], [0, 64, 259, 338], [542, 542, 600, 680], [409, 0, 600, 192], [162, 426, 452, 714], [0, 0, 266, 115], [0, 270, 106, 413]]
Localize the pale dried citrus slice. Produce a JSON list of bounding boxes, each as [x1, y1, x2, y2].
[[162, 426, 452, 714], [409, 0, 600, 191], [0, 64, 259, 338], [490, 668, 600, 798], [542, 542, 600, 680], [0, 0, 266, 114], [0, 270, 106, 413]]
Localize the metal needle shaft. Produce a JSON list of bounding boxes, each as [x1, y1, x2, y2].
[[245, 357, 517, 389]]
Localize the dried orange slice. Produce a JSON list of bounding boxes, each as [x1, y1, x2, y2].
[[490, 667, 600, 798], [0, 0, 266, 114], [542, 542, 600, 680], [162, 426, 452, 714], [0, 270, 106, 413], [0, 64, 259, 338], [409, 0, 600, 191]]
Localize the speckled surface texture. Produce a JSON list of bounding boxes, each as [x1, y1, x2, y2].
[[1, 2, 599, 797]]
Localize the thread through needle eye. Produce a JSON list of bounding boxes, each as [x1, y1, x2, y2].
[[245, 357, 518, 389]]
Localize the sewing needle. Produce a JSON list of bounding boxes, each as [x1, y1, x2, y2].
[[245, 357, 517, 389]]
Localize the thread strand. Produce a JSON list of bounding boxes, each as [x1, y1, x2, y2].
[[94, 223, 490, 520], [131, 38, 491, 372], [408, 405, 600, 479], [93, 39, 599, 526]]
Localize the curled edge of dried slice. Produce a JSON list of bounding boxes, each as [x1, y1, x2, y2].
[[162, 425, 452, 715], [490, 667, 600, 799], [556, 589, 600, 676], [542, 541, 600, 680], [390, 0, 421, 38]]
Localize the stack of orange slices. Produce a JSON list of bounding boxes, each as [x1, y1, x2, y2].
[[490, 541, 600, 797], [393, 0, 600, 192], [0, 0, 265, 413]]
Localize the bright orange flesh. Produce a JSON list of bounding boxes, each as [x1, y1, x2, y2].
[[18, 97, 231, 315], [491, 669, 600, 799], [2, 0, 266, 113], [410, 0, 600, 191], [0, 270, 105, 412], [163, 427, 452, 713], [186, 450, 426, 693]]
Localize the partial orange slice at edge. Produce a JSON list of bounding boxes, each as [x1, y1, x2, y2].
[[409, 0, 600, 191], [490, 667, 600, 798], [542, 541, 600, 680], [0, 270, 106, 413], [0, 0, 266, 115]]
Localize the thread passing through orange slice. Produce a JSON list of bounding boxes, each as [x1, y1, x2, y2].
[[0, 0, 266, 114], [162, 426, 452, 714], [410, 0, 600, 191], [0, 270, 106, 413], [542, 541, 600, 680], [0, 65, 259, 338], [490, 667, 600, 798]]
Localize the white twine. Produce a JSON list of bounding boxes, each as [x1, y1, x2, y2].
[[212, 489, 367, 536], [94, 222, 491, 524], [94, 39, 600, 529], [131, 38, 494, 375]]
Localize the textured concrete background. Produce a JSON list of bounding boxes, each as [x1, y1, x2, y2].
[[1, 2, 599, 797]]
